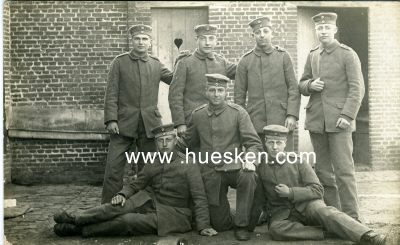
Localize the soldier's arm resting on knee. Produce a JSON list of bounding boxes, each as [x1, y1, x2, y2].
[[117, 167, 151, 200], [290, 162, 324, 203]]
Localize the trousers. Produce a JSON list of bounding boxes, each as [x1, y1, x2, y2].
[[208, 170, 257, 231], [75, 198, 157, 237], [310, 131, 360, 218], [269, 200, 370, 242], [101, 116, 156, 204]]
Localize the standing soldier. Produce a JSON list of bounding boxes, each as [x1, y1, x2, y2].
[[299, 13, 365, 220], [184, 74, 263, 241], [169, 24, 236, 137], [234, 17, 300, 151], [102, 24, 173, 204], [256, 125, 386, 245]]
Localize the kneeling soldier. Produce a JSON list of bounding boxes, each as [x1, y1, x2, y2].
[[184, 74, 263, 241], [257, 125, 386, 244], [53, 124, 217, 238]]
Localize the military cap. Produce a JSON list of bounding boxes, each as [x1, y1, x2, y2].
[[312, 12, 337, 25], [194, 24, 218, 36], [151, 124, 176, 138], [263, 125, 289, 140], [128, 24, 152, 37], [205, 73, 230, 87], [248, 17, 272, 31]]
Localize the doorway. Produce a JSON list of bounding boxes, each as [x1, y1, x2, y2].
[[151, 7, 208, 124], [297, 7, 369, 166]]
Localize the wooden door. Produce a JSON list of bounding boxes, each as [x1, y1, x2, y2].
[[152, 8, 208, 124]]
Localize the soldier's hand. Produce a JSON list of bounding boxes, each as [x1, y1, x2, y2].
[[275, 184, 290, 197], [285, 116, 297, 131], [242, 159, 256, 172], [179, 49, 190, 56], [174, 50, 191, 67], [111, 194, 126, 206], [177, 125, 187, 137], [309, 78, 324, 92], [336, 117, 351, 129], [106, 121, 119, 134], [200, 228, 218, 236]]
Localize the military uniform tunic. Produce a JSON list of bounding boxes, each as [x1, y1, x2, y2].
[[257, 156, 371, 242], [168, 49, 236, 126], [74, 151, 211, 237], [185, 102, 263, 230], [299, 40, 365, 219], [235, 46, 300, 133], [102, 50, 173, 203]]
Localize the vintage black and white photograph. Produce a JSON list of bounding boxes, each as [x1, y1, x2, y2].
[[2, 1, 399, 244]]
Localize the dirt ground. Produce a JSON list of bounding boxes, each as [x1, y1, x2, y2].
[[4, 170, 400, 245]]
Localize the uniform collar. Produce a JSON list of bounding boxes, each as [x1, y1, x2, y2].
[[319, 39, 340, 54], [207, 102, 227, 116], [254, 45, 274, 56], [194, 49, 215, 60], [129, 50, 149, 62]]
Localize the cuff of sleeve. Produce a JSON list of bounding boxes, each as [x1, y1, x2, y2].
[[117, 193, 126, 198], [340, 114, 353, 122], [286, 114, 298, 120], [118, 189, 132, 199], [288, 188, 294, 200], [104, 120, 117, 125], [306, 79, 315, 94], [175, 123, 186, 128]]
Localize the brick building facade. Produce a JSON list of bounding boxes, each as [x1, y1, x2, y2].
[[3, 1, 400, 184]]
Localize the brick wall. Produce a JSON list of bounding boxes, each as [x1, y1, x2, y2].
[[7, 1, 129, 183], [9, 1, 128, 108], [3, 1, 11, 183], [369, 4, 400, 170], [10, 138, 108, 184]]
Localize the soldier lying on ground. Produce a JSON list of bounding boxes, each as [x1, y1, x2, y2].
[[53, 124, 217, 238], [253, 124, 387, 245]]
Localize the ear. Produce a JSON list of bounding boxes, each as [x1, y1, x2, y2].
[[333, 26, 338, 34]]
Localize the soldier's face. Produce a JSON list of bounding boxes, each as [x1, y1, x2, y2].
[[206, 85, 227, 106], [131, 34, 151, 54], [315, 24, 337, 46], [265, 138, 286, 158], [196, 35, 217, 54], [253, 27, 272, 48], [156, 134, 177, 154]]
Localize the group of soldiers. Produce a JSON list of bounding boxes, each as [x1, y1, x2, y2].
[[52, 13, 386, 244]]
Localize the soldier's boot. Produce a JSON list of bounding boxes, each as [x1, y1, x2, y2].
[[54, 223, 82, 237], [53, 210, 76, 224], [234, 228, 250, 241], [359, 231, 387, 245]]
